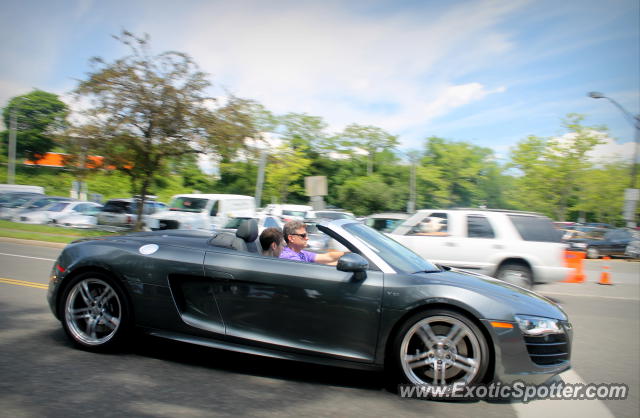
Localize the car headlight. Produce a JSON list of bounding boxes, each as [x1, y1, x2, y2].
[[572, 243, 587, 249], [514, 315, 564, 336]]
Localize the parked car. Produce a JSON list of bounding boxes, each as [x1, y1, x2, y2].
[[47, 219, 572, 387], [0, 195, 74, 220], [149, 194, 255, 231], [56, 205, 103, 229], [263, 204, 312, 222], [97, 198, 167, 229], [625, 232, 640, 259], [0, 192, 44, 209], [14, 201, 102, 224], [215, 215, 284, 234], [568, 228, 638, 259], [364, 212, 410, 233], [388, 209, 570, 288], [0, 184, 44, 194]]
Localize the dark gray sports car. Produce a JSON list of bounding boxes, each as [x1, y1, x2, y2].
[[47, 219, 572, 387]]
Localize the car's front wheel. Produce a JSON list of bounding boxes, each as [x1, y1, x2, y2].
[[393, 309, 490, 387], [586, 247, 600, 259], [496, 263, 533, 288], [61, 272, 131, 350]]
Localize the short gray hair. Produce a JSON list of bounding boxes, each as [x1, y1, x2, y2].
[[283, 220, 306, 244]]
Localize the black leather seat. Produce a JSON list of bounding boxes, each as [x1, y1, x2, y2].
[[210, 219, 259, 253]]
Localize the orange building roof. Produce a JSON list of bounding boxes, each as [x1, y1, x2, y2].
[[24, 152, 120, 170]]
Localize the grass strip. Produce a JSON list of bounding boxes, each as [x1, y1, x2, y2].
[[0, 220, 122, 243]]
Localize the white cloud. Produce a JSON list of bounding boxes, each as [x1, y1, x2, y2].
[[135, 0, 524, 143], [555, 131, 639, 163]]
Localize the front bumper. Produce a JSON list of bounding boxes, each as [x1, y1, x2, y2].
[[483, 319, 572, 384]]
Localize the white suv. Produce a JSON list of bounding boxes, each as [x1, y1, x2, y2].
[[388, 209, 569, 288]]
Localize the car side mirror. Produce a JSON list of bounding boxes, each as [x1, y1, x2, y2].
[[337, 253, 368, 273]]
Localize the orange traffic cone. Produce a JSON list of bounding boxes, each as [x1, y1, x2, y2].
[[563, 251, 586, 283], [598, 256, 613, 285]]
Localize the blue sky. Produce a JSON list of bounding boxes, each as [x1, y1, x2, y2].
[[1, 0, 638, 162]]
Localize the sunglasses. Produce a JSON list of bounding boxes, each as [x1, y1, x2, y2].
[[290, 233, 308, 239]]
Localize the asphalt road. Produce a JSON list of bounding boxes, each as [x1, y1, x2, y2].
[[0, 240, 638, 418]]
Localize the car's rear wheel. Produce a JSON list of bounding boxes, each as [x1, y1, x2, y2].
[[496, 263, 533, 288], [393, 309, 489, 387], [586, 247, 600, 259], [61, 272, 131, 350]]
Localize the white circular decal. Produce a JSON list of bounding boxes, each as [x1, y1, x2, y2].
[[139, 244, 159, 255]]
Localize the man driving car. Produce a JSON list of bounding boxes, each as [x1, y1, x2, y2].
[[279, 220, 344, 265]]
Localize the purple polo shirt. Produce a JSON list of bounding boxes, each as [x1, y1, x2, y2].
[[279, 246, 317, 263]]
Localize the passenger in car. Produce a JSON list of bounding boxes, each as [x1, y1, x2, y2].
[[259, 227, 285, 257], [413, 217, 449, 236], [280, 220, 345, 265]]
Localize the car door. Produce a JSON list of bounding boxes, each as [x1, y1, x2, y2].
[[391, 211, 464, 266], [448, 213, 501, 274], [203, 249, 384, 362]]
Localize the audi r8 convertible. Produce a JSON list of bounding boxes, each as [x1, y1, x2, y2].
[[47, 219, 572, 387]]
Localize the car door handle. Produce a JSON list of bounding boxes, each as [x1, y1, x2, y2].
[[493, 244, 504, 249], [204, 268, 233, 280], [445, 242, 457, 247]]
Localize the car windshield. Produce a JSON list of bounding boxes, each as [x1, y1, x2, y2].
[[169, 197, 209, 212], [341, 222, 440, 274]]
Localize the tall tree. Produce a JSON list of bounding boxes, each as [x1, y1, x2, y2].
[[336, 124, 398, 175], [421, 137, 497, 207], [508, 114, 604, 220], [69, 31, 254, 230], [264, 144, 312, 203], [1, 90, 69, 160], [278, 113, 329, 152]]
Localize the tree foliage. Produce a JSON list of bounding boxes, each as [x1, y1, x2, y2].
[[336, 124, 399, 175], [508, 114, 605, 221], [1, 90, 69, 160], [68, 31, 254, 229]]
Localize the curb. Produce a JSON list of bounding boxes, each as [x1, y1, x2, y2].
[[0, 236, 68, 249]]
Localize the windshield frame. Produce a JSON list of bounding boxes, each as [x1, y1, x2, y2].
[[336, 221, 440, 274]]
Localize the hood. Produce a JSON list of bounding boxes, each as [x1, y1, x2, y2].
[[414, 267, 568, 321]]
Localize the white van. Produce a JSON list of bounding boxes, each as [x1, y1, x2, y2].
[[263, 204, 312, 221], [148, 194, 255, 231], [0, 184, 45, 194]]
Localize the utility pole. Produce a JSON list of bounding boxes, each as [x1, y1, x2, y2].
[[7, 110, 17, 184], [254, 148, 267, 208]]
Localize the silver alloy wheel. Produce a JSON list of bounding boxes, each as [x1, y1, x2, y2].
[[399, 315, 482, 386], [64, 278, 122, 346]]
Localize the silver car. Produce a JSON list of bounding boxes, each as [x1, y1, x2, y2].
[[97, 198, 166, 229]]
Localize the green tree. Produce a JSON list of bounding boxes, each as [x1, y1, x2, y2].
[[573, 162, 629, 224], [508, 114, 605, 220], [1, 90, 69, 160], [69, 31, 254, 230], [336, 124, 399, 175], [278, 113, 330, 152], [264, 145, 312, 203], [420, 137, 497, 207], [336, 174, 402, 215]]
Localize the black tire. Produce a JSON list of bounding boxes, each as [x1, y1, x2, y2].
[[586, 247, 600, 259], [496, 263, 533, 289], [391, 309, 490, 387], [60, 271, 131, 351]]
